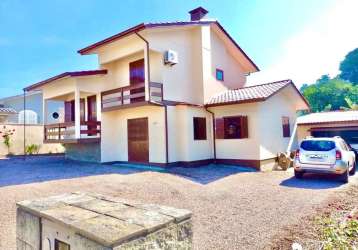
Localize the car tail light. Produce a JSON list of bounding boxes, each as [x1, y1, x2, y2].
[[295, 149, 300, 159], [336, 150, 342, 160]]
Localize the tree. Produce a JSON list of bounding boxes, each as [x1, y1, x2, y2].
[[316, 74, 330, 84], [339, 48, 358, 84], [301, 78, 358, 112], [341, 97, 358, 110]]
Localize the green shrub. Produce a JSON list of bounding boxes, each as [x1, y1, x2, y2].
[[25, 144, 41, 155]]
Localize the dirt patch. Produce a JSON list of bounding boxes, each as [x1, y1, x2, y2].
[[268, 184, 358, 249]]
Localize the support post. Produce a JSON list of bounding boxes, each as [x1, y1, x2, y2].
[[23, 90, 26, 159], [74, 89, 81, 139]]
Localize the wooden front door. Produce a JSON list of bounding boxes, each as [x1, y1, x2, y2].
[[127, 117, 149, 162], [87, 95, 97, 135], [129, 59, 145, 102]]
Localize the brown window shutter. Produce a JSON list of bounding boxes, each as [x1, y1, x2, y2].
[[215, 118, 225, 139], [64, 101, 73, 122], [282, 117, 290, 137], [240, 116, 248, 138]]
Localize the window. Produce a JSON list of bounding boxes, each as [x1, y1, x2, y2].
[[282, 117, 290, 137], [55, 239, 70, 250], [215, 116, 248, 139], [193, 117, 207, 140], [216, 69, 224, 81], [300, 140, 335, 151]]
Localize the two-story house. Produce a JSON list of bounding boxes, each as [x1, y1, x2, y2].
[[24, 7, 309, 169]]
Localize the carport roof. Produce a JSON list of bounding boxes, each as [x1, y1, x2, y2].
[[297, 110, 358, 125]]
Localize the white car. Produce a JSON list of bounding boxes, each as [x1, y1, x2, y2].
[[294, 137, 356, 183]]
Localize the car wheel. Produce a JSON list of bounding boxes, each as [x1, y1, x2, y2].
[[294, 170, 303, 179], [349, 162, 356, 176], [340, 170, 349, 183]]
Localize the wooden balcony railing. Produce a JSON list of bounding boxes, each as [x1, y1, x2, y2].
[[44, 121, 101, 143], [101, 82, 163, 112]]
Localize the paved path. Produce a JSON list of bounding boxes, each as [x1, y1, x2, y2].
[[0, 156, 356, 250]]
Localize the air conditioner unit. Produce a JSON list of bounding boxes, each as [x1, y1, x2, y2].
[[164, 50, 178, 66]]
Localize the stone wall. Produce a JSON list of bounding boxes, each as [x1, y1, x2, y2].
[[16, 208, 40, 250], [64, 142, 101, 162], [16, 192, 193, 250], [116, 220, 192, 250]]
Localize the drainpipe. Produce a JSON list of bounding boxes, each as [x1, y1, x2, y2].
[[164, 105, 169, 164], [205, 107, 216, 161], [135, 32, 169, 164], [23, 89, 26, 160], [135, 32, 151, 101]]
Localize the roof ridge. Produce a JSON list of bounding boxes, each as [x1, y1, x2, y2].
[[234, 79, 292, 90]]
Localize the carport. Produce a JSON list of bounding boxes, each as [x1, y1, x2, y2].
[[297, 111, 358, 148]]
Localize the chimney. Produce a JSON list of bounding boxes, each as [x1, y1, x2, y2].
[[189, 7, 208, 21]]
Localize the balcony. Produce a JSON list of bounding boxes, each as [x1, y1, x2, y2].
[[101, 82, 163, 112], [44, 121, 101, 144]]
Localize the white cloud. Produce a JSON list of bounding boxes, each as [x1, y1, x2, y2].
[[247, 0, 358, 87]]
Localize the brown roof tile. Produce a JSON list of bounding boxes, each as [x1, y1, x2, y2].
[[206, 79, 297, 106], [24, 69, 108, 91]]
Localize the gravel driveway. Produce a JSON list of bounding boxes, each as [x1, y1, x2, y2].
[[0, 156, 355, 250]]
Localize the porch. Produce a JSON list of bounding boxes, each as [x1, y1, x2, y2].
[[43, 88, 102, 144], [101, 81, 163, 112], [44, 121, 101, 144]]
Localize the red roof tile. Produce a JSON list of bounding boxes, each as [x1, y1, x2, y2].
[[24, 70, 108, 91], [205, 80, 308, 107]]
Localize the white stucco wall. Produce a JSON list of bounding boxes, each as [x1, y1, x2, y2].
[[257, 87, 298, 160], [167, 105, 213, 162], [209, 103, 261, 160], [101, 105, 166, 163]]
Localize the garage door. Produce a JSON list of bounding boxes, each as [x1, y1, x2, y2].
[[311, 128, 358, 146]]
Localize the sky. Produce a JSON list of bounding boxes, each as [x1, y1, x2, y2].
[[0, 0, 357, 98]]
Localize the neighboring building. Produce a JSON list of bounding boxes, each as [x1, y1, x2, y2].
[[24, 7, 309, 169], [0, 91, 64, 156], [297, 110, 358, 149], [0, 106, 17, 123], [0, 91, 63, 124]]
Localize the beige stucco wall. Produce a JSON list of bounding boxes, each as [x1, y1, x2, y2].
[[167, 105, 213, 162], [202, 25, 247, 102], [143, 27, 204, 104], [209, 103, 261, 160], [100, 105, 166, 163], [0, 124, 64, 156], [257, 87, 298, 159], [92, 24, 248, 105], [209, 86, 301, 161]]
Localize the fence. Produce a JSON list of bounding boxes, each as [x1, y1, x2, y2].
[[0, 124, 64, 156]]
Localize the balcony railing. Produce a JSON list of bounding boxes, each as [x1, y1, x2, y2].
[[44, 121, 101, 143], [101, 82, 163, 112]]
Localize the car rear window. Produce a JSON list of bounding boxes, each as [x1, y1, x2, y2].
[[301, 140, 336, 151]]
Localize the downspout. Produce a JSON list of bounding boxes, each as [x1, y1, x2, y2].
[[135, 32, 150, 100], [135, 31, 169, 164], [164, 105, 169, 164], [23, 90, 26, 159], [205, 107, 216, 161]]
